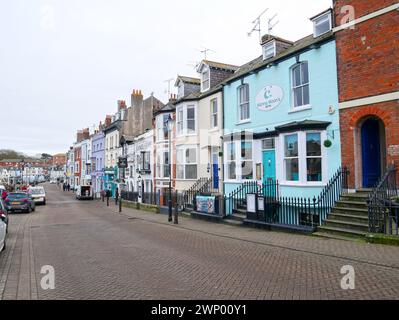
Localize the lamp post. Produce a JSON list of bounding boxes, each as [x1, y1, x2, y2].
[[165, 114, 174, 223]]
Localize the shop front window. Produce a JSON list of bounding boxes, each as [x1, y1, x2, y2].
[[285, 134, 299, 181], [306, 133, 322, 182]]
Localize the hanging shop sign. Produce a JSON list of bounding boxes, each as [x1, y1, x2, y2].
[[256, 85, 284, 111]]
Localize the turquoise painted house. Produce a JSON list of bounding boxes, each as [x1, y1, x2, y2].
[[223, 29, 341, 204]]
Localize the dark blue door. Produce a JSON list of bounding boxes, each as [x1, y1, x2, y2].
[[212, 153, 219, 189], [361, 118, 381, 188]]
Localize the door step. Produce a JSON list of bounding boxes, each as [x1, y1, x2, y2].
[[313, 232, 364, 242]]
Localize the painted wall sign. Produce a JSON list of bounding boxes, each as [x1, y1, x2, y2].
[[256, 85, 284, 111]]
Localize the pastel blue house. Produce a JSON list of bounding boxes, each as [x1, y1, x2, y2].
[[223, 31, 341, 201]]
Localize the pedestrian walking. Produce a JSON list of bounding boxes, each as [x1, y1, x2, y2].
[[67, 183, 70, 192]]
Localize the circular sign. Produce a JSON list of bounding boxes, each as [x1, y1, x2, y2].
[[256, 85, 284, 111]]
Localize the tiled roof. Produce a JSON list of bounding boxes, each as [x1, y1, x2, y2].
[[202, 60, 240, 71], [227, 31, 334, 84], [176, 76, 200, 85]]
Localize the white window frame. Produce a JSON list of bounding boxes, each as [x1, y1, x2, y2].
[[263, 40, 276, 60], [156, 148, 170, 179], [176, 104, 197, 136], [201, 67, 210, 92], [279, 131, 327, 186], [237, 84, 250, 123], [291, 61, 310, 110], [224, 140, 255, 182], [211, 98, 218, 129], [156, 114, 170, 142], [176, 145, 198, 180], [313, 12, 332, 37]]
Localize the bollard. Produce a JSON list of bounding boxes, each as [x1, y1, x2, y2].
[[107, 195, 109, 207], [119, 198, 122, 213]]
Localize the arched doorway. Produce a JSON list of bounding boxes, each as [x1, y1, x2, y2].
[[360, 117, 386, 188]]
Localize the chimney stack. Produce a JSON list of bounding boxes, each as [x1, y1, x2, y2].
[[118, 100, 127, 111], [105, 115, 112, 127], [131, 88, 144, 108]]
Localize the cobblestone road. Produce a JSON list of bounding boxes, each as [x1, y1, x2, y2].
[[1, 184, 399, 300]]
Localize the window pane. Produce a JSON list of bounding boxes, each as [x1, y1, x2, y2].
[[177, 165, 184, 179], [241, 141, 252, 160], [187, 107, 195, 119], [302, 85, 310, 106], [164, 152, 169, 165], [285, 134, 298, 157], [185, 165, 197, 180], [164, 165, 170, 178], [176, 149, 183, 164], [307, 158, 322, 182], [228, 162, 236, 180], [186, 148, 196, 164], [315, 17, 331, 36], [241, 161, 253, 180], [293, 66, 301, 87], [307, 133, 321, 156], [286, 159, 299, 181], [301, 62, 309, 84], [187, 119, 195, 133], [227, 143, 235, 160], [294, 87, 303, 107]]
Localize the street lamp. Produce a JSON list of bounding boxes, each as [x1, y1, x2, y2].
[[165, 114, 174, 223]]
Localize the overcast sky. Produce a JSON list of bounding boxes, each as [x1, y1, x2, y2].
[[0, 0, 331, 155]]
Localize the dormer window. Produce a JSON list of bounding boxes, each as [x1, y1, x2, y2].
[[201, 68, 210, 92], [178, 82, 184, 99], [312, 11, 332, 37], [263, 41, 276, 60]]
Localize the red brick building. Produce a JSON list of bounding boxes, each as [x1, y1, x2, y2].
[[333, 0, 399, 189], [51, 153, 67, 167], [74, 146, 82, 186]]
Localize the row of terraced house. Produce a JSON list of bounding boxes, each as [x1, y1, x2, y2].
[[64, 0, 399, 238]]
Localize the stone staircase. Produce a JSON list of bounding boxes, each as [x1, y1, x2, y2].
[[224, 204, 246, 226], [314, 189, 371, 241]]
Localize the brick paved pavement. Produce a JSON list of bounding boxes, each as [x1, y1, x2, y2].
[[0, 183, 398, 300]]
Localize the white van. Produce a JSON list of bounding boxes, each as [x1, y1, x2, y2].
[[28, 186, 46, 205]]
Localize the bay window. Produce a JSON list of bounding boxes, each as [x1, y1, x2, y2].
[[225, 140, 254, 181], [187, 106, 196, 133], [156, 150, 170, 179], [241, 141, 253, 180], [282, 131, 325, 184], [306, 133, 322, 182], [176, 146, 197, 180], [284, 134, 299, 181], [156, 114, 170, 142], [176, 104, 197, 136], [227, 142, 236, 180]]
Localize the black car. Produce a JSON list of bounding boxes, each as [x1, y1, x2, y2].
[[4, 192, 36, 213]]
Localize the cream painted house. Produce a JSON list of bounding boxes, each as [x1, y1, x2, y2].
[[174, 60, 239, 193]]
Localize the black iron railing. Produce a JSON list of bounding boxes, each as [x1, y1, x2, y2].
[[368, 166, 398, 235], [225, 180, 278, 215], [225, 167, 349, 228]]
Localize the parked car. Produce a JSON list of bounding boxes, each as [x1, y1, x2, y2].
[[4, 192, 36, 213], [0, 199, 9, 233], [0, 187, 7, 200], [28, 186, 46, 205], [50, 180, 57, 184], [0, 207, 7, 252], [76, 185, 94, 200]]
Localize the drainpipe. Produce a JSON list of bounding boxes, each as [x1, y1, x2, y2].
[[221, 87, 225, 198]]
